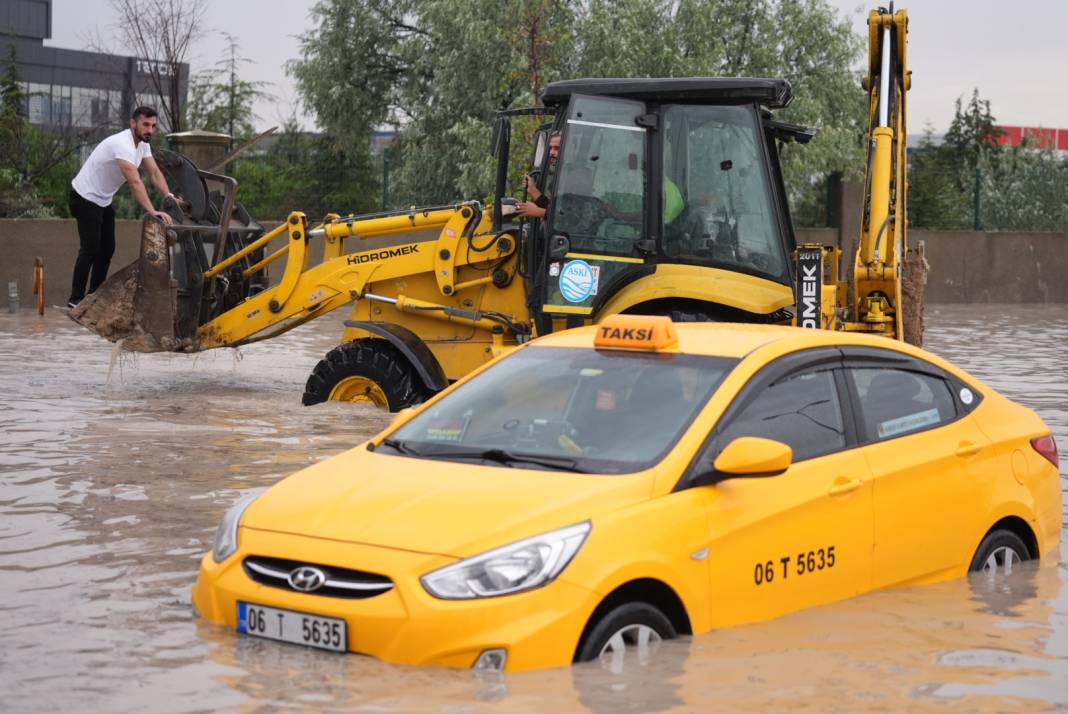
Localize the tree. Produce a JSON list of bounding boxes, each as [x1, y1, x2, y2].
[[907, 129, 969, 230], [0, 48, 85, 217], [184, 34, 268, 142], [286, 0, 865, 215], [979, 141, 1068, 232], [943, 89, 1004, 166], [909, 89, 1008, 230], [109, 0, 206, 133]]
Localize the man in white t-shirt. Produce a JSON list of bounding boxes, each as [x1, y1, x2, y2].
[[67, 105, 175, 307]]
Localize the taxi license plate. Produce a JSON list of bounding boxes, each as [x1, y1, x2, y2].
[[237, 602, 347, 653]]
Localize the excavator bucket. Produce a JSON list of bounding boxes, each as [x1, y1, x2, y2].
[[69, 149, 269, 353], [69, 216, 189, 352]]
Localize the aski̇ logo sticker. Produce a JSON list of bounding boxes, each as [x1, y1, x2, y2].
[[559, 260, 599, 303]]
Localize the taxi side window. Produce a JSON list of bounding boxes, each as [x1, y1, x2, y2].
[[717, 369, 845, 462], [847, 367, 956, 442]]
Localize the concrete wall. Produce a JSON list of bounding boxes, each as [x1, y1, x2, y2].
[[4, 219, 1068, 309], [795, 228, 1068, 303], [913, 230, 1068, 303], [3, 219, 144, 308]]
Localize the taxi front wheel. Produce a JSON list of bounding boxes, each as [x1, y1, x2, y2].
[[968, 529, 1032, 576], [576, 602, 676, 669]]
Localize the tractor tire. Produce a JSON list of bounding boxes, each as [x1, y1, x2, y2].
[[302, 339, 431, 411]]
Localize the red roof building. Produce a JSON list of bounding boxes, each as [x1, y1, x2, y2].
[[996, 126, 1068, 151]]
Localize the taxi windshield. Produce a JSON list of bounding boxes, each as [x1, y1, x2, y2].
[[385, 346, 736, 474]]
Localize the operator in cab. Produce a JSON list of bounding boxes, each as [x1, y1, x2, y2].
[[516, 131, 561, 219]]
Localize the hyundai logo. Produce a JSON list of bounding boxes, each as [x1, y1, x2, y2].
[[288, 566, 327, 592]]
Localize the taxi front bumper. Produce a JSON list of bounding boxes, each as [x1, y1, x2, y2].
[[192, 527, 599, 671]]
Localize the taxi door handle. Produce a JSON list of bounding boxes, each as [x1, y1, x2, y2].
[[955, 441, 983, 458], [828, 477, 863, 496]]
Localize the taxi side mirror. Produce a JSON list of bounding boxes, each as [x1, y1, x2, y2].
[[709, 436, 792, 481]]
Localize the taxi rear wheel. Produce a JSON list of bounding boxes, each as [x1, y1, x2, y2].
[[968, 529, 1031, 576], [576, 602, 676, 670]]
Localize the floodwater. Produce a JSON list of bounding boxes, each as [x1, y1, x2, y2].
[[1, 304, 1066, 713]]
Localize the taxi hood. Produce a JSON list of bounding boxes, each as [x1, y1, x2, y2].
[[241, 446, 653, 558]]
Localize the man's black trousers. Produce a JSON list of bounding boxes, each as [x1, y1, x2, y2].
[[68, 188, 116, 304]]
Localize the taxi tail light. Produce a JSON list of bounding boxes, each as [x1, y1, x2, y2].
[[1030, 435, 1058, 469]]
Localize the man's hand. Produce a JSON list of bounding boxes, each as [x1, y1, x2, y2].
[[152, 210, 174, 225], [523, 174, 542, 201], [516, 201, 546, 219]]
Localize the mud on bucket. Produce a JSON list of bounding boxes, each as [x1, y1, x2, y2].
[[69, 216, 193, 353]]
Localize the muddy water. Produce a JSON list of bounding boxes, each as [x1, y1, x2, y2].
[[1, 304, 1065, 713]]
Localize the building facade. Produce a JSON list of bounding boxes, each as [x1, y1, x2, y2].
[[0, 0, 188, 134]]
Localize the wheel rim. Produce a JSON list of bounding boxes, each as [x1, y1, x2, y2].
[[982, 546, 1021, 576], [597, 624, 662, 674], [328, 376, 389, 407]]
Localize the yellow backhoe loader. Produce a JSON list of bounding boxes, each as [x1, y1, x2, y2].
[[72, 5, 921, 411]]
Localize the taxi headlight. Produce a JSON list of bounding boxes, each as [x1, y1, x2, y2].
[[421, 522, 590, 599], [211, 489, 264, 563]]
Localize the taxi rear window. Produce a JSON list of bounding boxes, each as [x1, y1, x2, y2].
[[388, 347, 737, 474], [848, 367, 957, 442]]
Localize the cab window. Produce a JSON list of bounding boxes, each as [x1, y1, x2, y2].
[[550, 95, 647, 255], [661, 104, 786, 279], [716, 368, 845, 462], [847, 368, 957, 442]]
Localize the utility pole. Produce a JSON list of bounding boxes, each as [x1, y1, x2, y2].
[[382, 146, 391, 211]]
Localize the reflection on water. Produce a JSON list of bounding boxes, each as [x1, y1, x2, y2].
[[0, 305, 1065, 712]]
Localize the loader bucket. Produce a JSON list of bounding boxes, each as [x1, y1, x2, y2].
[[69, 149, 269, 353], [69, 216, 196, 353]]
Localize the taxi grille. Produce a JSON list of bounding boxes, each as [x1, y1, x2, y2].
[[242, 556, 394, 599]]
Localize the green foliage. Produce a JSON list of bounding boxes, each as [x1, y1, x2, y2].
[[232, 120, 373, 220], [979, 142, 1068, 232], [907, 131, 968, 230], [943, 89, 1004, 166], [908, 88, 1067, 231], [183, 35, 268, 142], [0, 47, 81, 217], [290, 0, 864, 221]]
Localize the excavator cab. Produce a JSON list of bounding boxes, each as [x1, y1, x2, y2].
[[498, 78, 815, 335]]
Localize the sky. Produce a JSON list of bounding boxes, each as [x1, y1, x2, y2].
[[49, 0, 1068, 135]]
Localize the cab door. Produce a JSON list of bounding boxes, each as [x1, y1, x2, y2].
[[840, 351, 992, 588], [683, 352, 874, 628], [541, 94, 649, 322]]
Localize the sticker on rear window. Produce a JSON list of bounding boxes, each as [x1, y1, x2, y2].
[[959, 387, 974, 405], [877, 408, 941, 438]]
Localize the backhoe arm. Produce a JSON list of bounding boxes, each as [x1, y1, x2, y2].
[[851, 6, 910, 339]]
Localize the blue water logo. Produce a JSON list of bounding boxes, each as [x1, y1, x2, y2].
[[559, 260, 595, 303]]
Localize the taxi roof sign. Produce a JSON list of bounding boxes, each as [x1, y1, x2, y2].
[[594, 315, 678, 351]]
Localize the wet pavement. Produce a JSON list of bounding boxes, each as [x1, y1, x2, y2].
[[1, 304, 1065, 713]]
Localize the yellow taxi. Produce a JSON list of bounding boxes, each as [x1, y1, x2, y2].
[[193, 315, 1061, 672]]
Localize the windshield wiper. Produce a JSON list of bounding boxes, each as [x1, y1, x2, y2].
[[379, 438, 424, 456], [477, 448, 585, 472], [420, 445, 585, 472], [380, 440, 585, 472]]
